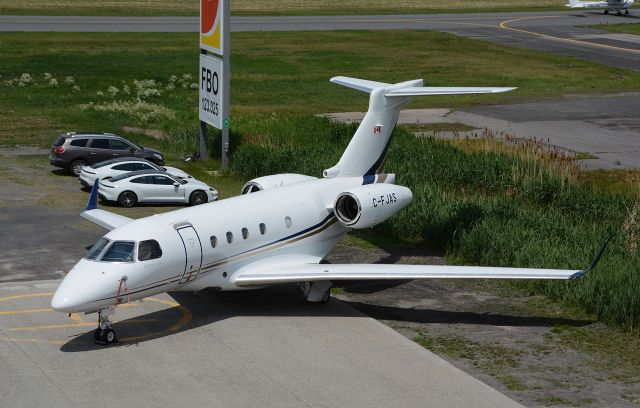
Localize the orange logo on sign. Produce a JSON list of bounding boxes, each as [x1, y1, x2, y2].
[[201, 0, 222, 54]]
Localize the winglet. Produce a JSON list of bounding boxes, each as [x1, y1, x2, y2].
[[570, 233, 614, 279], [86, 178, 99, 211]]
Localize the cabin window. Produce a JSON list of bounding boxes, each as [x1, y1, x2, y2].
[[242, 228, 249, 240], [259, 223, 266, 235], [285, 216, 292, 228], [226, 231, 233, 244], [85, 238, 110, 260], [138, 240, 162, 261], [101, 241, 135, 262], [210, 236, 217, 248]]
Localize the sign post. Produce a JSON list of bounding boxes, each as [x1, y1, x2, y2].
[[199, 0, 230, 166]]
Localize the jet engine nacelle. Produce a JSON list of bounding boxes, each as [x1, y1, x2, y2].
[[333, 183, 413, 229], [241, 173, 318, 194]]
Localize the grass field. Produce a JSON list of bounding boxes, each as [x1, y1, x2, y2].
[[1, 31, 640, 330], [590, 23, 640, 35], [0, 0, 566, 16], [2, 31, 640, 149]]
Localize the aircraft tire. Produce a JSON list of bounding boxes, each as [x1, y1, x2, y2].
[[625, 9, 629, 14], [319, 288, 331, 304], [189, 190, 208, 206], [117, 191, 138, 208], [604, 9, 609, 14], [94, 328, 117, 345]]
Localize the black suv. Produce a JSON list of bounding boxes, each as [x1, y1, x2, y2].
[[50, 132, 165, 175]]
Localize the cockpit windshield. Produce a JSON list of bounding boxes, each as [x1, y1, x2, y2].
[[102, 241, 135, 262], [84, 238, 135, 262], [85, 238, 110, 260]]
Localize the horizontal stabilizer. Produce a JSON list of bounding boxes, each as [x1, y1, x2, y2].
[[385, 87, 516, 97], [80, 177, 133, 230], [233, 263, 584, 286], [330, 76, 390, 94], [81, 209, 133, 231]]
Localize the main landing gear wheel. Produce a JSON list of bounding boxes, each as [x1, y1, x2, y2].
[[617, 10, 623, 15], [94, 308, 118, 345], [298, 281, 332, 303], [604, 9, 609, 14], [625, 9, 629, 14]]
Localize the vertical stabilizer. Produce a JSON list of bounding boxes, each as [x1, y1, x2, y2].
[[323, 76, 515, 178]]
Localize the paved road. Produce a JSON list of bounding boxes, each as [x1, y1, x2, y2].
[[1, 11, 639, 69]]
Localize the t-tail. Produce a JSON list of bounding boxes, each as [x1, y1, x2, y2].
[[323, 76, 515, 178]]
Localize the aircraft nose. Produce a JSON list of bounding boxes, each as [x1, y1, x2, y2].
[[51, 284, 82, 313]]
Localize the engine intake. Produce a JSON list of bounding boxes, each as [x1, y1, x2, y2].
[[333, 184, 412, 229], [241, 174, 317, 195]]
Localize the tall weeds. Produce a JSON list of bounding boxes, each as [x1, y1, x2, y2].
[[226, 113, 640, 330]]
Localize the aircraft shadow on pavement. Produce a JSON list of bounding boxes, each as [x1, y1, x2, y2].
[[342, 300, 593, 328], [60, 283, 591, 352]]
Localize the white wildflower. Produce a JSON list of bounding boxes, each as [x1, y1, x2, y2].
[[64, 76, 75, 85], [169, 75, 177, 83], [166, 83, 175, 91], [76, 99, 175, 124], [72, 85, 80, 92], [189, 82, 198, 89], [18, 73, 33, 86], [182, 74, 192, 81], [49, 78, 58, 88], [122, 84, 131, 95], [96, 91, 104, 97], [44, 73, 52, 80], [133, 79, 161, 99], [107, 85, 119, 97]]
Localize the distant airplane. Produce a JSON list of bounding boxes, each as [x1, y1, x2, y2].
[[566, 0, 634, 14], [51, 76, 609, 345]]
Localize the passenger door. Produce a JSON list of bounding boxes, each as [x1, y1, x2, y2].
[[110, 139, 135, 158], [128, 176, 155, 202], [151, 175, 185, 202], [87, 138, 113, 163], [176, 226, 202, 284]]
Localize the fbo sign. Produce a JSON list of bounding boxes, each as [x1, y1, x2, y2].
[[199, 54, 223, 129]]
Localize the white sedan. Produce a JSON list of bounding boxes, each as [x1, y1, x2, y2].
[[98, 170, 218, 207], [80, 157, 191, 188]]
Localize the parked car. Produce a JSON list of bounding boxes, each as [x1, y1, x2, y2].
[[79, 157, 192, 188], [98, 170, 218, 207], [49, 132, 165, 176]]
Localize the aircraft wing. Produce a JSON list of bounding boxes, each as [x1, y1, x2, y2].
[[81, 209, 133, 230], [80, 179, 133, 230], [232, 263, 584, 286]]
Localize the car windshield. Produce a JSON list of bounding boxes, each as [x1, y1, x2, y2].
[[85, 238, 110, 260], [101, 241, 135, 262]]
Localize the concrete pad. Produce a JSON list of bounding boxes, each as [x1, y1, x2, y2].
[[325, 93, 640, 169], [0, 280, 522, 408]]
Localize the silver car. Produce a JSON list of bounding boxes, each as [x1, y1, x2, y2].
[[97, 170, 218, 207]]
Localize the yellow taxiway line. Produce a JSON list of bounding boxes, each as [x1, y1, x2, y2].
[[499, 16, 640, 54]]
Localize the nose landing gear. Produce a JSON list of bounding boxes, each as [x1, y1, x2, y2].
[[94, 307, 118, 345]]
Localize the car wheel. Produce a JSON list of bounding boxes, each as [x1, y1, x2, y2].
[[189, 190, 208, 206], [69, 160, 87, 176], [117, 191, 138, 208]]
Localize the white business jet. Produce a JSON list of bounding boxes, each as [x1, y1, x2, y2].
[[566, 0, 634, 14], [51, 76, 609, 345]]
